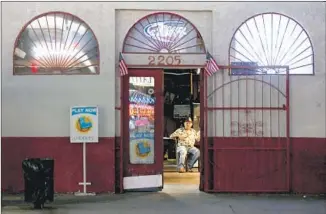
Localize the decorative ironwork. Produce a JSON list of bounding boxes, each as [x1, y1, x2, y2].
[[122, 12, 206, 53], [229, 13, 313, 75], [14, 12, 99, 75], [231, 110, 264, 137]]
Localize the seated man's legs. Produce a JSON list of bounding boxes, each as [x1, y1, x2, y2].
[[186, 147, 200, 170], [176, 145, 187, 171]]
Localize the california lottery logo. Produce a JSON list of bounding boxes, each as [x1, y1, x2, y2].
[[135, 141, 151, 158], [75, 116, 93, 133]]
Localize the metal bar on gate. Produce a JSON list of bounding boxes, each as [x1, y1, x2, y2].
[[213, 148, 286, 151], [222, 69, 225, 137], [212, 74, 216, 138], [207, 107, 285, 110], [261, 75, 264, 139], [285, 67, 291, 191], [218, 65, 289, 69], [270, 75, 272, 138], [246, 74, 248, 138], [254, 74, 257, 137], [237, 75, 240, 137], [277, 74, 280, 145], [230, 69, 233, 137], [205, 189, 287, 193]]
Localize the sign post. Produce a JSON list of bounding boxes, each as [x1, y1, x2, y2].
[[70, 106, 98, 196]]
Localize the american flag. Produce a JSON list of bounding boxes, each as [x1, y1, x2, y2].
[[119, 53, 128, 76], [204, 52, 219, 76]]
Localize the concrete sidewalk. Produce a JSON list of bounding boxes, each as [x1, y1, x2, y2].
[[2, 185, 325, 214]]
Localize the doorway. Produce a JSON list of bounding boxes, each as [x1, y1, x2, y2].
[[122, 68, 203, 191], [162, 69, 201, 187]]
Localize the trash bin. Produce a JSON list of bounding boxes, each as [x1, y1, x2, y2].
[[22, 158, 54, 209]]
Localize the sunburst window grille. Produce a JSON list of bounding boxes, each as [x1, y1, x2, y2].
[[229, 13, 314, 75], [13, 12, 99, 75], [122, 12, 206, 54]]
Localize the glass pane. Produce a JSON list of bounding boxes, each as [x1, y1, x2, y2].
[[123, 12, 205, 53], [129, 77, 155, 164], [229, 13, 313, 75], [14, 12, 99, 75]]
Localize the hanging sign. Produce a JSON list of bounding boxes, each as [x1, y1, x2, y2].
[[70, 106, 99, 143]]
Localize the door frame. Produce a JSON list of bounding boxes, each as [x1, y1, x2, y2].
[[119, 67, 206, 192], [121, 69, 164, 191]]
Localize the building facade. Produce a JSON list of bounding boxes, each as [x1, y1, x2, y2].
[[1, 2, 325, 194]]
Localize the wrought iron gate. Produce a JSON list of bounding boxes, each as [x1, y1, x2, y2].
[[202, 65, 290, 192]]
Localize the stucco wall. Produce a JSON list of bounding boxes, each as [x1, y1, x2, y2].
[[1, 1, 325, 195], [1, 2, 116, 137], [2, 1, 325, 138]]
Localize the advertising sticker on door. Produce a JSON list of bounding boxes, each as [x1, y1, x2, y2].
[[129, 77, 155, 164]]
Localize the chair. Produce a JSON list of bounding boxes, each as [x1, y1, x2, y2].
[[174, 138, 200, 172]]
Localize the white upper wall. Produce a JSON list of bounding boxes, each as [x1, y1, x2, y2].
[[2, 2, 325, 137], [1, 2, 116, 137]]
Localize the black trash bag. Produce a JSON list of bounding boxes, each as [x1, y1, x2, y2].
[[22, 158, 54, 209]]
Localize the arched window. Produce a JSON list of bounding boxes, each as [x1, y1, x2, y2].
[[13, 11, 99, 75], [122, 12, 206, 54], [229, 13, 314, 75]]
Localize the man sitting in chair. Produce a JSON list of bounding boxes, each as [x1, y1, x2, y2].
[[170, 117, 200, 173]]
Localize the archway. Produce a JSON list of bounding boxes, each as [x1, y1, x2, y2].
[[117, 12, 208, 193]]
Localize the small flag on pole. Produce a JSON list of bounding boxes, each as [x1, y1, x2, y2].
[[204, 52, 219, 76], [119, 53, 128, 76]]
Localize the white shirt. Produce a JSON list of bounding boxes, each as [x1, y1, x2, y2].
[[170, 128, 200, 147]]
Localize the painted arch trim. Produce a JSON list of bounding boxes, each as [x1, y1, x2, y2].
[[13, 11, 100, 75], [229, 12, 314, 75], [122, 12, 206, 54]]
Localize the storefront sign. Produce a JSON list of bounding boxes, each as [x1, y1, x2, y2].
[[123, 53, 206, 68], [130, 77, 154, 86], [70, 106, 99, 143], [144, 21, 187, 43]]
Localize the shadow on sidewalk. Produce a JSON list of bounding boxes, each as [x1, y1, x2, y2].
[[2, 192, 158, 208]]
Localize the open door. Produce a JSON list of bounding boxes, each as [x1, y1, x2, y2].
[[122, 69, 164, 191]]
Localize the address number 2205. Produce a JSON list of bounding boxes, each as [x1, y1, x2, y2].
[[148, 55, 181, 66]]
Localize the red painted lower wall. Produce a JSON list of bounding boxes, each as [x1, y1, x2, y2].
[[207, 137, 325, 194], [291, 138, 326, 194], [1, 137, 325, 194], [1, 137, 115, 193]]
